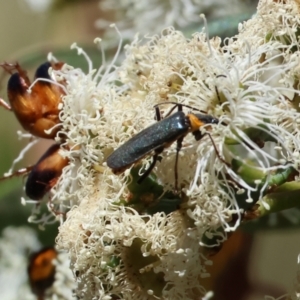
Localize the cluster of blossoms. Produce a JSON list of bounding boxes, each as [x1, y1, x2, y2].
[[6, 0, 300, 299], [43, 0, 300, 299]]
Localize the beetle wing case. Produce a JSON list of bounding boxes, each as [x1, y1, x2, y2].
[[25, 144, 69, 200], [106, 111, 189, 173]]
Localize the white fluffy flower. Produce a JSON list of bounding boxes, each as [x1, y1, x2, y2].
[[16, 0, 300, 298]]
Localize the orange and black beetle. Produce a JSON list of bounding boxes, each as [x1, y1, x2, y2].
[[0, 143, 69, 200], [28, 246, 57, 300], [25, 143, 69, 200], [0, 61, 65, 139]]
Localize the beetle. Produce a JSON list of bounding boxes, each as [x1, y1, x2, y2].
[[106, 102, 221, 190], [0, 143, 69, 200], [0, 61, 65, 139], [25, 143, 69, 200], [27, 246, 57, 300]]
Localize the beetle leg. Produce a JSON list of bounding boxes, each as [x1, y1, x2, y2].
[[1, 62, 25, 75], [155, 106, 162, 121], [174, 136, 184, 193], [0, 62, 16, 74], [0, 166, 33, 181], [155, 103, 183, 119], [164, 103, 182, 118], [1, 62, 31, 87], [137, 147, 164, 184], [0, 98, 11, 110]]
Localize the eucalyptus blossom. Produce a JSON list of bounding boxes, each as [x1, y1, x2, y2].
[[7, 0, 300, 299]]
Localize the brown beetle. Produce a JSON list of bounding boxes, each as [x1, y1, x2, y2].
[[25, 143, 69, 200], [28, 246, 57, 300], [0, 143, 69, 200], [0, 61, 65, 139]]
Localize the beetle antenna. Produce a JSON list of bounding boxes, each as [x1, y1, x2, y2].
[[206, 133, 229, 166], [154, 101, 207, 114], [174, 136, 184, 193]]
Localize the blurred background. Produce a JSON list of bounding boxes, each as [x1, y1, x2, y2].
[[0, 1, 299, 300]]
